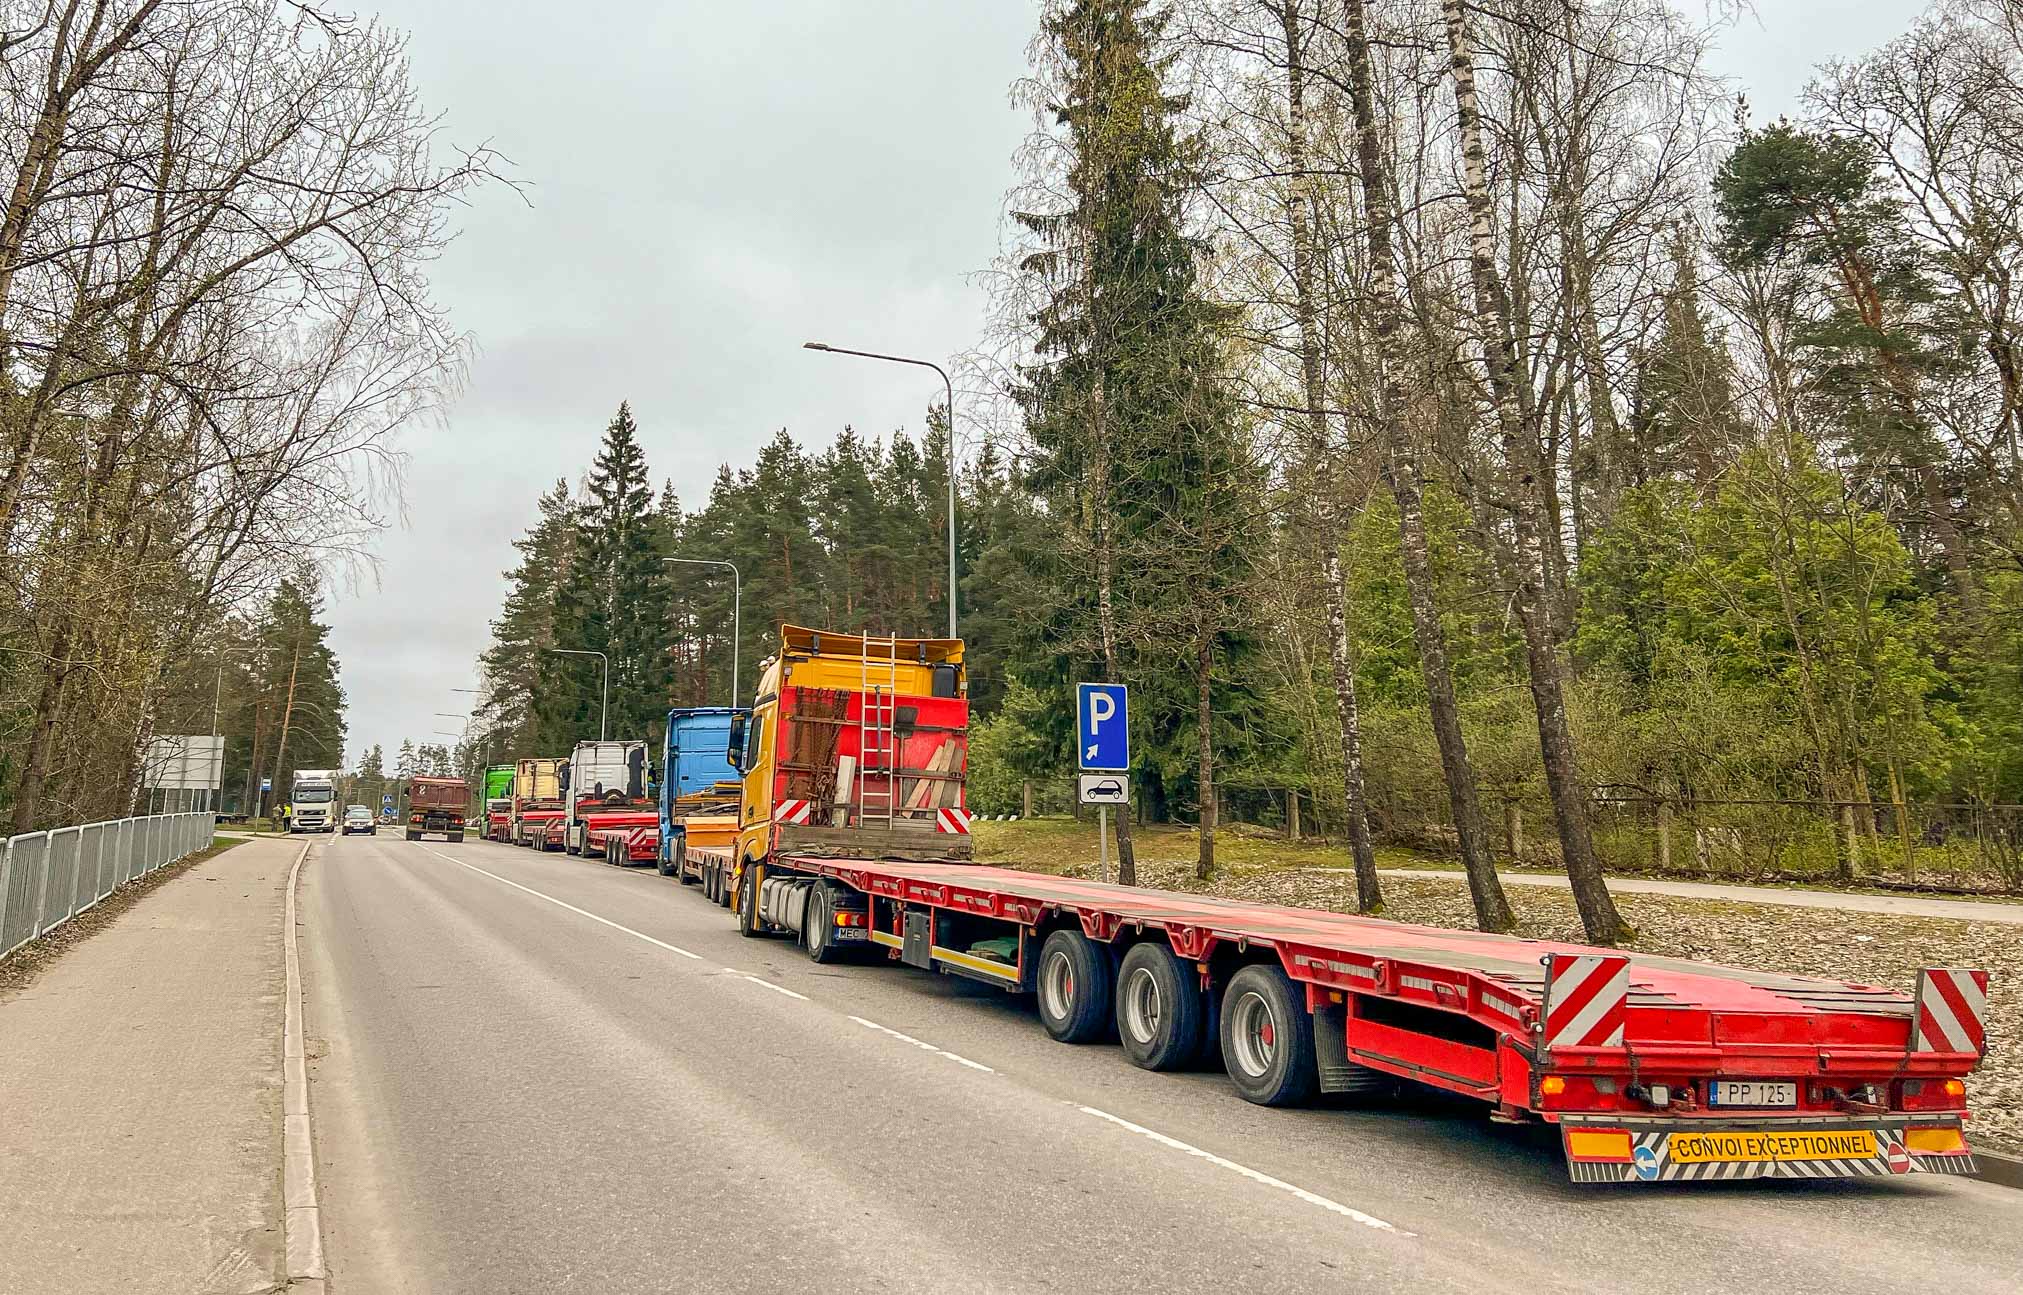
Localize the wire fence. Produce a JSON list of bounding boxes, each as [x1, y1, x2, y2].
[[0, 812, 215, 961]]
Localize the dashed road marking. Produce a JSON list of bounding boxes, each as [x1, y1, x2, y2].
[[848, 1016, 996, 1073], [421, 847, 704, 960], [1076, 1105, 1408, 1235], [743, 974, 811, 1001]]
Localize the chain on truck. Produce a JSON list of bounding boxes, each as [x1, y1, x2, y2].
[[668, 624, 1989, 1185]]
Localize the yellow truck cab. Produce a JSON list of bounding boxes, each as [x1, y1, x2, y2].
[[726, 625, 970, 940]]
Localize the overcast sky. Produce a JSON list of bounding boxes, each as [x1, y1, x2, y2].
[[327, 0, 1925, 764]]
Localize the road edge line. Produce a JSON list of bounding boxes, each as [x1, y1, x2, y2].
[[282, 839, 327, 1282]]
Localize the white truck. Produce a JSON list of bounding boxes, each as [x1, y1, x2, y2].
[[289, 768, 340, 833], [559, 740, 650, 855]]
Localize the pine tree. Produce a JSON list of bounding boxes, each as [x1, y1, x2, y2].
[[482, 478, 577, 757], [395, 740, 416, 781]]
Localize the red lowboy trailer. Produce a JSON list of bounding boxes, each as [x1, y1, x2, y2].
[[685, 848, 1988, 1184], [586, 812, 659, 866]]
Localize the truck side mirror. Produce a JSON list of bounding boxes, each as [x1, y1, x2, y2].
[[726, 714, 747, 771], [627, 745, 645, 799], [558, 760, 571, 793]]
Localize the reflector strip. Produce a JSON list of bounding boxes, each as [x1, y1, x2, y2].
[[1913, 968, 1989, 1055], [1541, 953, 1629, 1052], [936, 806, 971, 834]]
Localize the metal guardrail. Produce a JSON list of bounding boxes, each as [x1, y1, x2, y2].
[[0, 812, 213, 961]]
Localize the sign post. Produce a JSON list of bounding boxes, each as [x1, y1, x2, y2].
[[1076, 683, 1130, 884]]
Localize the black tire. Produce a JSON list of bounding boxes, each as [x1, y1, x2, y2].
[[656, 833, 675, 877], [804, 885, 840, 964], [736, 864, 763, 938], [701, 859, 717, 901], [673, 835, 694, 885], [449, 832, 463, 844], [1115, 942, 1206, 1072], [404, 830, 420, 842], [1036, 929, 1115, 1044], [1220, 964, 1318, 1107], [717, 862, 734, 909]]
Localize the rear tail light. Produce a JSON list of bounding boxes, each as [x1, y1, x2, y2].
[[1899, 1078, 1969, 1112], [834, 910, 866, 928]]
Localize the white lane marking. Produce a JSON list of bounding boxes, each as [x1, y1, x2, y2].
[[848, 1016, 996, 1073], [744, 974, 811, 1001], [1076, 1105, 1409, 1235], [420, 846, 703, 959]]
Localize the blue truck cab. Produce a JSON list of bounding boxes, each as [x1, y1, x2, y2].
[[657, 707, 746, 875]]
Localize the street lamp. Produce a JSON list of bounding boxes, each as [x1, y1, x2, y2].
[[663, 556, 741, 705], [546, 647, 609, 741], [803, 340, 959, 638]]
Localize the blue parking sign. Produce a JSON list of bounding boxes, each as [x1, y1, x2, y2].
[[1077, 682, 1129, 771]]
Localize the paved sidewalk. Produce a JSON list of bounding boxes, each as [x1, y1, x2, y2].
[[0, 836, 301, 1294], [1375, 867, 2023, 925]]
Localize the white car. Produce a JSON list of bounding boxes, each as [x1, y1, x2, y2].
[[341, 805, 377, 835]]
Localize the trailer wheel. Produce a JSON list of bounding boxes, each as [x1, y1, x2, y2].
[[449, 832, 464, 844], [804, 885, 843, 964], [673, 835, 694, 884], [1115, 942, 1206, 1072], [736, 865, 763, 938], [404, 830, 420, 842], [717, 863, 734, 909], [1220, 964, 1318, 1107], [1037, 930, 1115, 1044], [700, 859, 717, 901]]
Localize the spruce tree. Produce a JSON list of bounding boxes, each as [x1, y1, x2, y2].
[[1013, 0, 1257, 878]]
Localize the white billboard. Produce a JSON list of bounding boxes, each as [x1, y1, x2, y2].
[[145, 735, 225, 790]]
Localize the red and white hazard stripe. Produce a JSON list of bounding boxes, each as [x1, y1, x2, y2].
[[934, 806, 971, 835], [773, 799, 813, 826], [1540, 953, 1629, 1053], [1912, 967, 1989, 1055]]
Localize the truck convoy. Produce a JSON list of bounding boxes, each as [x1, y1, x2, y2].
[[288, 768, 340, 832], [404, 775, 468, 842], [510, 757, 564, 848], [464, 622, 1992, 1185], [481, 764, 515, 841]]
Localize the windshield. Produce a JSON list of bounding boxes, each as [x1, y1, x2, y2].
[[346, 806, 371, 819], [295, 787, 333, 804]]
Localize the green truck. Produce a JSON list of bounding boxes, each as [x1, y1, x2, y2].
[[481, 764, 515, 841]]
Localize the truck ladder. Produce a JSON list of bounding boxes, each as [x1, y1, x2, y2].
[[857, 633, 901, 829]]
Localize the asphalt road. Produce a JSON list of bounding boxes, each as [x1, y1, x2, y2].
[[299, 831, 2023, 1294]]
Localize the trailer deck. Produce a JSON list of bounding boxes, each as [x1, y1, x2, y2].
[[694, 847, 1988, 1183]]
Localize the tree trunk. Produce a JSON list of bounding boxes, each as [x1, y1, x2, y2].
[[9, 627, 74, 833], [1196, 632, 1216, 880], [1440, 0, 1623, 943], [1280, 0, 1382, 911], [1344, 0, 1507, 926], [1022, 778, 1033, 820], [1090, 290, 1137, 887], [1288, 788, 1301, 840], [268, 640, 301, 809]]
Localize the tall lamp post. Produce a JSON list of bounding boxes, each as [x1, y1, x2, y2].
[[663, 556, 741, 705], [802, 341, 958, 638], [546, 648, 609, 741]]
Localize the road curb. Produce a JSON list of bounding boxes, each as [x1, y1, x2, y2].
[[1977, 1148, 2023, 1191], [281, 841, 326, 1281]]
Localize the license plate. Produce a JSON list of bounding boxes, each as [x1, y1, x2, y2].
[[1668, 1129, 1876, 1163], [834, 926, 868, 942], [1708, 1080, 1796, 1107]]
